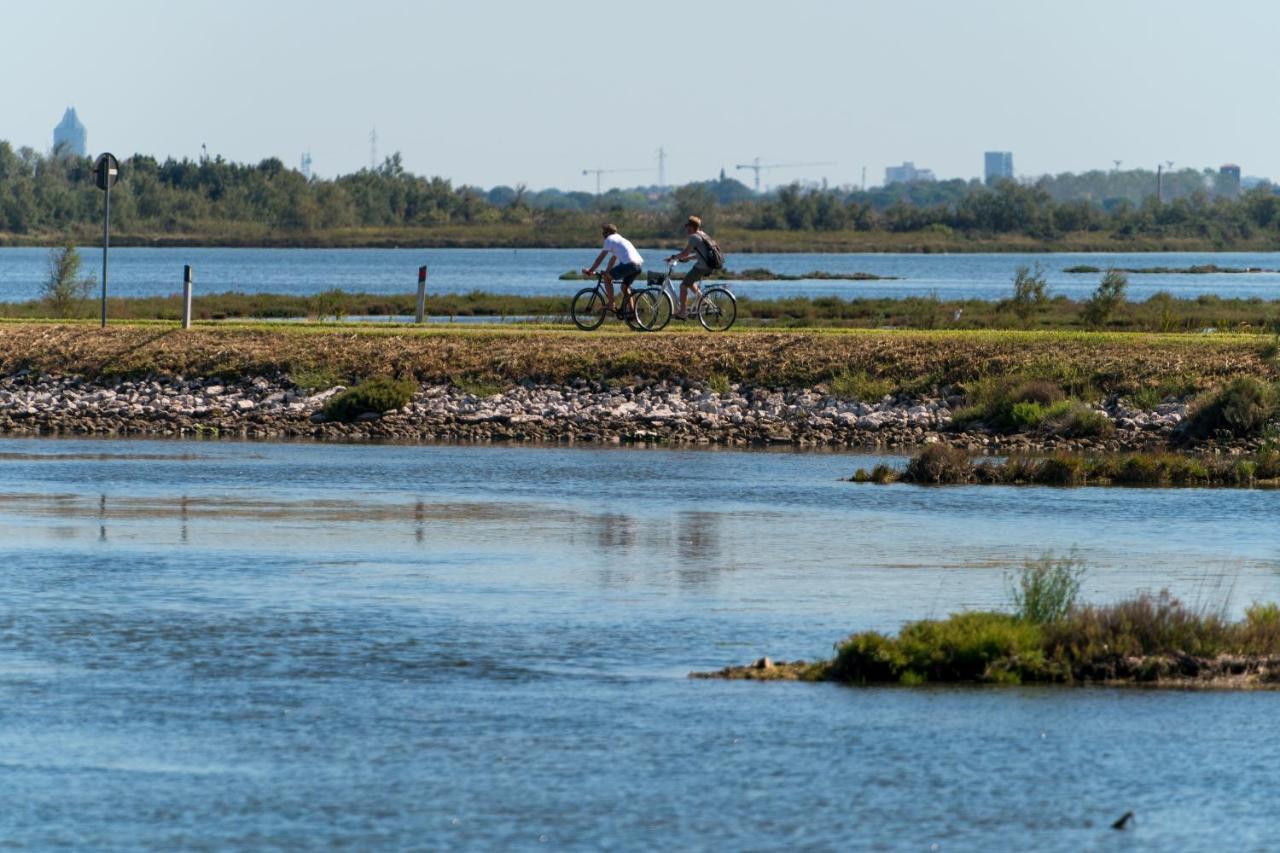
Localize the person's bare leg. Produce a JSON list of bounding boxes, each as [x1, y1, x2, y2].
[[602, 273, 615, 310]]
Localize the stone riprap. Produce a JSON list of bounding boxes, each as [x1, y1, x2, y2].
[[0, 371, 1227, 452]]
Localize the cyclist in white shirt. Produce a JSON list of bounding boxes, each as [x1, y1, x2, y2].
[[581, 223, 644, 316]]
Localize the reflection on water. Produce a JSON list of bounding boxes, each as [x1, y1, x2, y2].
[[0, 436, 1278, 848]]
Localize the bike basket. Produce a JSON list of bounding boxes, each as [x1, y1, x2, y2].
[[646, 271, 666, 285]]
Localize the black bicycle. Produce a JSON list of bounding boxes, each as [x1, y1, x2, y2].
[[570, 272, 667, 331]]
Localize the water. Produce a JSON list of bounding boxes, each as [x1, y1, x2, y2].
[[1, 436, 1277, 849], [6, 246, 1280, 303]]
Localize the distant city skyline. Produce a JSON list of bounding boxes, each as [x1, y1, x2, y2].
[[3, 1, 1276, 191]]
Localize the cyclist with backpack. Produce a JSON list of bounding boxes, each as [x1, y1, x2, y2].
[[665, 215, 725, 320]]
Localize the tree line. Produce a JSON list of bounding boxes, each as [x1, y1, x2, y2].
[[2, 140, 1278, 243]]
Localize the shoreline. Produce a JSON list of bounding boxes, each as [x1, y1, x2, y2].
[[692, 656, 1280, 690]]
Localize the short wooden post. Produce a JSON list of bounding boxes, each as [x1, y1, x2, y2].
[[415, 265, 428, 323], [182, 265, 194, 329]]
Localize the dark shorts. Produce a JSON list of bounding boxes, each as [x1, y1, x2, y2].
[[609, 262, 641, 285]]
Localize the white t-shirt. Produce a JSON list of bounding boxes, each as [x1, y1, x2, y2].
[[602, 233, 643, 266]]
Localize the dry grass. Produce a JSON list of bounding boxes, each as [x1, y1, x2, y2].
[[0, 321, 1273, 394]]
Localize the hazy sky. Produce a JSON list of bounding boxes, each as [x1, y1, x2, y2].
[[3, 0, 1277, 191]]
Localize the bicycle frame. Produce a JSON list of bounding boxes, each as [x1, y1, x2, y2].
[[654, 261, 731, 309]]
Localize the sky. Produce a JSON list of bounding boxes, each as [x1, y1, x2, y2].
[[3, 0, 1278, 191]]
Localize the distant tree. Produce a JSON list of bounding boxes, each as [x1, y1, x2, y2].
[[670, 183, 718, 231], [1082, 269, 1128, 328], [1005, 264, 1049, 325], [42, 240, 95, 318]]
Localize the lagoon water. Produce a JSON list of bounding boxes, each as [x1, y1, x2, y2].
[[6, 247, 1280, 303], [1, 437, 1278, 849]]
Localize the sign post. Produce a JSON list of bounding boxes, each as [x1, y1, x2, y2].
[[93, 153, 120, 328], [415, 265, 428, 323], [182, 265, 194, 329]]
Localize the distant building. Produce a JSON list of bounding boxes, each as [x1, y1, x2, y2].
[[1219, 163, 1242, 196], [53, 107, 87, 157], [984, 151, 1014, 183], [884, 162, 936, 185]]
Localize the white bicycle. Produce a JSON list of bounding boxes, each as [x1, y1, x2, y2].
[[644, 261, 738, 332]]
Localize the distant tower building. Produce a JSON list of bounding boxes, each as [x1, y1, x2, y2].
[[984, 151, 1014, 183], [53, 107, 87, 157], [1219, 163, 1242, 197], [884, 162, 936, 186]]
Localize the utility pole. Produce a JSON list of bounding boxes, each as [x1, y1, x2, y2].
[[1157, 164, 1163, 204], [861, 166, 866, 191], [369, 129, 379, 171], [657, 146, 667, 189]]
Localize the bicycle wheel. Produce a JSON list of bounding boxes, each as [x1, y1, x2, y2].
[[697, 287, 737, 332], [571, 287, 607, 331], [631, 287, 672, 332], [649, 288, 674, 331]]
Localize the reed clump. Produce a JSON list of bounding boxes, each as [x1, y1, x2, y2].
[[866, 447, 1280, 488], [822, 557, 1280, 686]]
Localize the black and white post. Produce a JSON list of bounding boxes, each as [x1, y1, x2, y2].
[[182, 265, 194, 329], [93, 153, 120, 328], [415, 265, 428, 323]]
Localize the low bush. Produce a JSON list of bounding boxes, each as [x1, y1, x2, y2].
[[830, 612, 1045, 685], [1182, 377, 1279, 440], [880, 449, 1279, 489], [901, 444, 974, 484], [1033, 454, 1089, 486], [1039, 401, 1114, 438], [1082, 269, 1128, 327], [1042, 592, 1234, 664], [322, 376, 417, 421]]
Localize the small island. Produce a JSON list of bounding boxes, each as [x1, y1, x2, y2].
[[694, 558, 1280, 689]]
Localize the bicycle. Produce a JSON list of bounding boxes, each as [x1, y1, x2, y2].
[[643, 261, 738, 332], [571, 271, 668, 332]]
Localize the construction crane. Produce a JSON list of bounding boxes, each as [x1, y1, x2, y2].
[[582, 166, 650, 195], [735, 157, 837, 193]]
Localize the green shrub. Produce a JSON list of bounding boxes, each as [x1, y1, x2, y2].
[[831, 613, 1045, 685], [830, 369, 892, 401], [322, 377, 417, 421], [1009, 400, 1047, 429], [707, 373, 732, 395], [43, 241, 95, 318], [311, 288, 350, 321], [1034, 454, 1089, 486], [902, 444, 974, 484], [1082, 269, 1128, 327], [1006, 264, 1049, 324], [1113, 454, 1166, 485], [1183, 377, 1279, 440], [1009, 554, 1085, 624], [1242, 603, 1280, 654], [1043, 402, 1113, 438]]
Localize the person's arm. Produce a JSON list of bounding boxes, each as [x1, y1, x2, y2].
[[582, 249, 609, 275], [667, 236, 700, 263]]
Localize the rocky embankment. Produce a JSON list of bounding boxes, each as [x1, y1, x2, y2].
[[0, 370, 1238, 451]]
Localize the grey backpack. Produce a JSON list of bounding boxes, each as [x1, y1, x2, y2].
[[695, 232, 726, 270]]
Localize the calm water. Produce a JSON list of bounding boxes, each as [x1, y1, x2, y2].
[[5, 247, 1280, 303], [0, 437, 1277, 849]]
